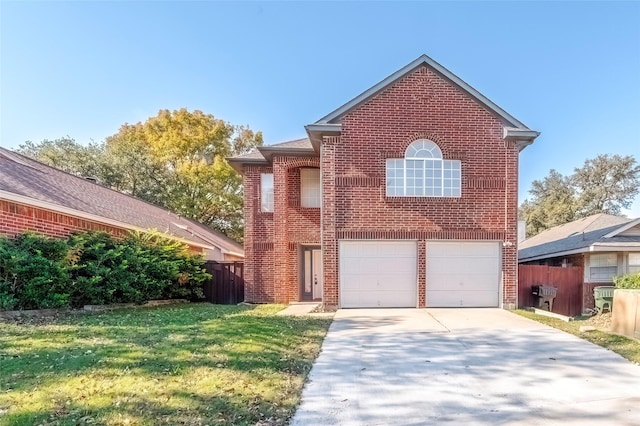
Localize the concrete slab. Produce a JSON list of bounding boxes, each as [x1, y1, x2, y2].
[[292, 308, 640, 426], [276, 303, 320, 316]]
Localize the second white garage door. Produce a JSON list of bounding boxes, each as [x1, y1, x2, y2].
[[426, 241, 501, 307], [339, 241, 417, 308]]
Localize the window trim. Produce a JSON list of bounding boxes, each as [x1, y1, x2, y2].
[[260, 173, 274, 213], [300, 168, 321, 208], [386, 139, 461, 198], [589, 253, 618, 282]]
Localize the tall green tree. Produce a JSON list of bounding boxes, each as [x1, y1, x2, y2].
[[520, 154, 640, 237], [19, 138, 114, 181], [18, 109, 262, 242], [572, 154, 640, 217], [519, 170, 576, 236], [105, 109, 262, 241]]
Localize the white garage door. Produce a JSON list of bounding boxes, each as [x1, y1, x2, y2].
[[340, 241, 417, 308], [426, 241, 501, 307]]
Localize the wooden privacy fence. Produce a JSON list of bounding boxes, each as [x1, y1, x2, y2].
[[203, 261, 244, 304], [518, 264, 583, 316]]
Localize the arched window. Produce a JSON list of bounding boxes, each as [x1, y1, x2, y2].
[[386, 139, 461, 197]]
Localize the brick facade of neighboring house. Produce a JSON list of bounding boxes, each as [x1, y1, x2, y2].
[[1, 199, 127, 239], [230, 55, 539, 309], [0, 149, 244, 260]]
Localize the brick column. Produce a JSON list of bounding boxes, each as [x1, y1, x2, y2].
[[418, 240, 426, 308], [321, 136, 339, 310], [273, 157, 290, 303], [242, 169, 257, 302], [503, 141, 519, 308]]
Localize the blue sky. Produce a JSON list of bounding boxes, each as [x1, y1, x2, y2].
[[1, 1, 639, 216]]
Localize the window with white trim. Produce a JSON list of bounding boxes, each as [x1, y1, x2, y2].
[[629, 253, 640, 274], [260, 173, 274, 212], [386, 139, 461, 197], [589, 253, 618, 282], [300, 168, 321, 208]]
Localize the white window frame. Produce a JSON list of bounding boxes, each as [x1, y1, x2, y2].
[[386, 139, 461, 197], [260, 173, 274, 212], [589, 253, 618, 282], [628, 253, 640, 274], [300, 168, 321, 208]]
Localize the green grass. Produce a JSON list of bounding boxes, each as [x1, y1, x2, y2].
[[0, 304, 332, 425], [515, 310, 640, 365]]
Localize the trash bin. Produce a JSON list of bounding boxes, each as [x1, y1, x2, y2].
[[593, 286, 615, 314], [532, 285, 557, 311]]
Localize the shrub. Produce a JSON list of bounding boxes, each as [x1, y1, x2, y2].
[[0, 233, 71, 310], [613, 272, 640, 289], [0, 230, 210, 310], [123, 231, 208, 301], [67, 231, 208, 307]]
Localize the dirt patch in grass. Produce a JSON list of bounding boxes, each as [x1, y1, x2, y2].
[[0, 303, 332, 425], [515, 310, 640, 365]]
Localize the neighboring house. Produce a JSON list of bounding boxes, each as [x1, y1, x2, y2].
[[0, 147, 243, 261], [518, 213, 640, 283], [229, 54, 539, 309]]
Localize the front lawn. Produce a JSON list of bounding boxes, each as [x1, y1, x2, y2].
[[0, 304, 332, 425], [515, 310, 640, 365]]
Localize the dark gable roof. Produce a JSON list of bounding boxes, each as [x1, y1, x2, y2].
[[518, 213, 640, 262], [0, 147, 243, 256]]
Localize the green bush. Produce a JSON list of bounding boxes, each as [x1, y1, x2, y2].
[[0, 233, 71, 310], [613, 272, 640, 289], [0, 230, 210, 310]]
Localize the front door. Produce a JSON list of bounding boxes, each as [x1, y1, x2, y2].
[[302, 247, 323, 301]]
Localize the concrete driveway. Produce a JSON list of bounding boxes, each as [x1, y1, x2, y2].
[[291, 309, 640, 425]]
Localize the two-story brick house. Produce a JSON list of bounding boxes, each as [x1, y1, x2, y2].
[[229, 54, 539, 310]]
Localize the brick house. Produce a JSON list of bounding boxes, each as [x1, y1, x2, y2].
[[229, 54, 539, 309], [0, 147, 243, 261]]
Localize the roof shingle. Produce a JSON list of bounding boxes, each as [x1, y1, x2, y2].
[[518, 213, 639, 261], [0, 148, 243, 255]]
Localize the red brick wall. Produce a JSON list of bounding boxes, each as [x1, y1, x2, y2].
[[244, 65, 522, 308], [0, 199, 207, 258], [323, 65, 520, 308], [242, 160, 321, 303], [0, 199, 127, 238], [242, 165, 274, 302]]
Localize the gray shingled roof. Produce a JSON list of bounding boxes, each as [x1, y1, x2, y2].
[[227, 138, 314, 172], [0, 147, 243, 255], [269, 138, 313, 150], [518, 213, 640, 262], [229, 137, 312, 161]]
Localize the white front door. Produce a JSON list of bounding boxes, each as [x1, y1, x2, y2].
[[339, 241, 417, 308], [426, 241, 501, 307], [312, 249, 323, 299], [302, 247, 323, 301]]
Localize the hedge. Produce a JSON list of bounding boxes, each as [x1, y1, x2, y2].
[[0, 231, 210, 310], [613, 272, 640, 290]]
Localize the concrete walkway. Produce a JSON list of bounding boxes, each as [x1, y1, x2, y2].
[[276, 303, 335, 317], [291, 308, 640, 425], [276, 303, 319, 316]]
